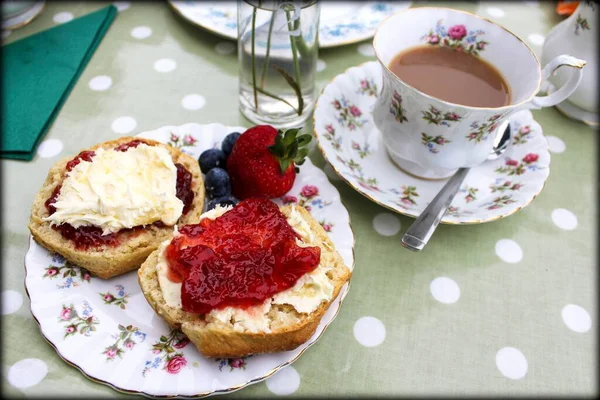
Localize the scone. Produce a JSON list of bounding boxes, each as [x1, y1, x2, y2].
[[29, 137, 205, 279], [138, 199, 351, 358]]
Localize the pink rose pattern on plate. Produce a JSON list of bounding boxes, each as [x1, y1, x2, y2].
[[319, 220, 334, 232], [44, 258, 91, 289], [332, 96, 369, 131], [495, 153, 540, 176], [357, 78, 378, 97], [512, 125, 532, 145], [59, 301, 98, 339], [281, 184, 332, 213], [103, 324, 146, 361], [421, 20, 488, 56], [216, 356, 251, 372], [460, 186, 479, 203], [143, 328, 189, 376], [393, 185, 419, 210], [99, 285, 129, 310]]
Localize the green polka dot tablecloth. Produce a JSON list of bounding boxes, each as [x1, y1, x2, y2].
[[1, 1, 596, 397]]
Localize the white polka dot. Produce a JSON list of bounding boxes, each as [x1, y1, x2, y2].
[[8, 359, 48, 388], [111, 116, 137, 134], [154, 58, 177, 73], [486, 7, 505, 18], [317, 59, 326, 72], [353, 316, 386, 347], [527, 33, 545, 46], [551, 208, 578, 230], [53, 12, 73, 24], [113, 1, 130, 11], [430, 277, 460, 304], [266, 366, 300, 395], [372, 213, 401, 236], [357, 43, 375, 57], [182, 94, 206, 110], [546, 135, 565, 153], [495, 239, 523, 264], [36, 139, 64, 158], [562, 304, 592, 333], [496, 347, 528, 380], [131, 26, 152, 39], [2, 30, 11, 39], [88, 75, 112, 91], [324, 163, 342, 181], [2, 290, 23, 314], [215, 41, 236, 55]]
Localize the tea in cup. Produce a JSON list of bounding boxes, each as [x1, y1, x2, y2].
[[372, 7, 586, 179]]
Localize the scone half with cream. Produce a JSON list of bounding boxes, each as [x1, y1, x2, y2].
[[29, 137, 204, 279], [138, 198, 351, 358]]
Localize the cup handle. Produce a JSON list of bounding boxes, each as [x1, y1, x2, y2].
[[524, 55, 587, 110]]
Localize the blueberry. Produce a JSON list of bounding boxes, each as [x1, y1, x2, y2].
[[206, 195, 239, 211], [204, 167, 231, 198], [221, 132, 242, 156], [199, 148, 226, 173]]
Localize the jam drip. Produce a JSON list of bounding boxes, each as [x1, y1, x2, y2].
[[44, 140, 194, 249], [165, 198, 321, 314]]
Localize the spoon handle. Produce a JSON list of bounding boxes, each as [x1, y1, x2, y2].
[[401, 167, 470, 251]]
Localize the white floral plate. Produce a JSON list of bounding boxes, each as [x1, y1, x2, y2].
[[313, 61, 551, 224], [24, 123, 354, 397], [168, 1, 411, 48]]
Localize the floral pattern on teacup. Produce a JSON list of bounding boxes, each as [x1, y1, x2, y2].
[[59, 301, 98, 338], [421, 132, 451, 154], [103, 324, 146, 361], [216, 356, 251, 372], [333, 96, 368, 130], [143, 328, 189, 376], [99, 285, 129, 310], [495, 153, 540, 175], [466, 114, 502, 143], [421, 105, 463, 126], [389, 90, 408, 123], [421, 19, 488, 56], [358, 78, 378, 97]]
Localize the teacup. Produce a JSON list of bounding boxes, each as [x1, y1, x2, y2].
[[372, 7, 586, 179]]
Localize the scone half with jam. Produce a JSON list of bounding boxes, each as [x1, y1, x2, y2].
[[29, 137, 205, 279], [138, 198, 351, 358]]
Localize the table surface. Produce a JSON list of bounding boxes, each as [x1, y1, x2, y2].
[[1, 1, 596, 397]]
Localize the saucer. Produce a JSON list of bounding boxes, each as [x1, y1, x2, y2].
[[313, 61, 551, 224], [167, 1, 411, 48]]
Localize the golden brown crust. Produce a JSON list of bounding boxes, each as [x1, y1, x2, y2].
[[138, 204, 352, 358], [28, 136, 205, 280]]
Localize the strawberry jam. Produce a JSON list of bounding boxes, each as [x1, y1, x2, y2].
[[164, 198, 321, 314], [44, 140, 194, 249]]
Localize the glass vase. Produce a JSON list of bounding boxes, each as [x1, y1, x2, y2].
[[237, 0, 319, 128]]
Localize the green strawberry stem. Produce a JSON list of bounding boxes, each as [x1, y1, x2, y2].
[[268, 128, 312, 174]]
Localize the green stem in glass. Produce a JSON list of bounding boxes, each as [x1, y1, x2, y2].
[[285, 9, 304, 115], [259, 12, 276, 89], [256, 87, 300, 113], [251, 6, 258, 111]]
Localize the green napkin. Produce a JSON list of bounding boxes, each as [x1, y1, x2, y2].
[[1, 5, 117, 161]]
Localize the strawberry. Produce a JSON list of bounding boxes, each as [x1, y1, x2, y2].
[[227, 125, 312, 199]]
